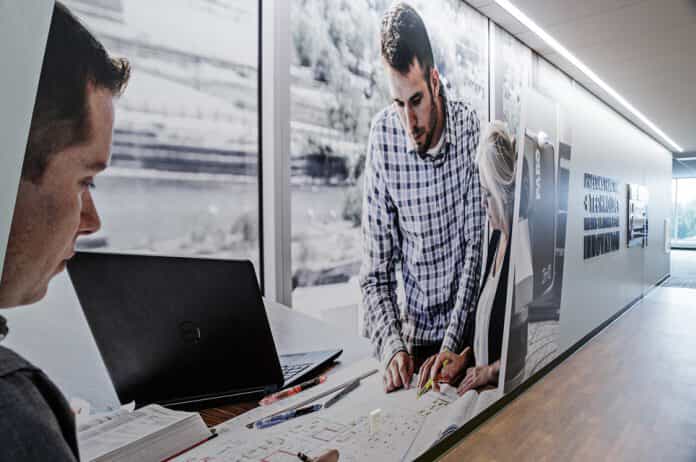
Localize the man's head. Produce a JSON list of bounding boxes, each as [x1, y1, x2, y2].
[[0, 2, 129, 308], [381, 2, 442, 153]]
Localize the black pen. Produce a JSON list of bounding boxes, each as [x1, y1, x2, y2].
[[323, 379, 360, 409]]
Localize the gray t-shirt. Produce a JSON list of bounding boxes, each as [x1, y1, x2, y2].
[[0, 345, 79, 461]]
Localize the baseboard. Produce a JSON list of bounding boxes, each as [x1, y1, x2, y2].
[[416, 273, 670, 462]]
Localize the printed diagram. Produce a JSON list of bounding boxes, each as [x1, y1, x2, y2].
[[176, 390, 457, 462], [417, 397, 450, 417]]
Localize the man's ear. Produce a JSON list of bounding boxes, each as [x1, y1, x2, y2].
[[430, 66, 440, 96]]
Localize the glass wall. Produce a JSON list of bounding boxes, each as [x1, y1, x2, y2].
[[67, 0, 261, 266], [672, 178, 696, 248]]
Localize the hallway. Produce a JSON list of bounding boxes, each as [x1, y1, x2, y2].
[[668, 250, 696, 288], [441, 253, 696, 461]]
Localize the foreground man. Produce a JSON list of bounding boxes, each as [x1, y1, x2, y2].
[[0, 3, 337, 461], [0, 3, 130, 459], [360, 2, 484, 392]]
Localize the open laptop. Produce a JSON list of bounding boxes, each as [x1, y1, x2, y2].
[[67, 252, 342, 409]]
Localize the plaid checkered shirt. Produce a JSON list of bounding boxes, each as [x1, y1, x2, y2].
[[360, 94, 484, 364]]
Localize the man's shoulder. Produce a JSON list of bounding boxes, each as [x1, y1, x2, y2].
[[370, 105, 401, 134], [0, 345, 34, 377], [0, 385, 78, 461], [0, 345, 46, 408], [446, 98, 479, 127], [0, 346, 78, 461]]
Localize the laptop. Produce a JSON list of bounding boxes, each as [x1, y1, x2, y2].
[[67, 252, 342, 409]]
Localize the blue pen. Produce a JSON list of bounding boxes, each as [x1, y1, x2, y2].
[[254, 404, 323, 429]]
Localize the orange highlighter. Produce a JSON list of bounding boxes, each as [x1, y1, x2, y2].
[[259, 375, 327, 406]]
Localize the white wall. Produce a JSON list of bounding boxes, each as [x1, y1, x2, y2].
[[0, 1, 54, 280], [557, 83, 672, 350]]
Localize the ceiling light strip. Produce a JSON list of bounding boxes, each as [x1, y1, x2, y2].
[[493, 0, 683, 152]]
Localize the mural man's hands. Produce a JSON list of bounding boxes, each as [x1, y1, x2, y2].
[[384, 351, 414, 392]]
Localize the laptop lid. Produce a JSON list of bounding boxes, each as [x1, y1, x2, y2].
[[67, 252, 284, 407]]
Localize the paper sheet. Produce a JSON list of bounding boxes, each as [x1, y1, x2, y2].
[[404, 388, 502, 460], [171, 359, 487, 462]]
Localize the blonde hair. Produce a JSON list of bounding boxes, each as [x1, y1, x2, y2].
[[477, 121, 516, 233]]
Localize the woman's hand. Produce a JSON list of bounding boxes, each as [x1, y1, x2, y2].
[[457, 361, 500, 395], [417, 348, 472, 392]]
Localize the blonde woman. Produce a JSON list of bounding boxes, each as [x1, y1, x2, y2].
[[418, 121, 516, 394]]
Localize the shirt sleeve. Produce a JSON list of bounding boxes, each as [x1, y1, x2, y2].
[[442, 109, 485, 354], [359, 120, 406, 364]]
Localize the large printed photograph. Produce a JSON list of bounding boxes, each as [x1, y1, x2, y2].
[[287, 1, 516, 459], [289, 0, 489, 322], [0, 2, 579, 461]]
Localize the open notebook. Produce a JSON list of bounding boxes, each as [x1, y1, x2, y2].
[[77, 405, 214, 462]]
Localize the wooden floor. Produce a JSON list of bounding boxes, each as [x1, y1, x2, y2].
[[441, 286, 696, 462]]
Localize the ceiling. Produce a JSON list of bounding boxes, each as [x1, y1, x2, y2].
[[468, 0, 696, 157]]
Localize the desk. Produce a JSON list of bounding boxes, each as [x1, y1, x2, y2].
[[200, 299, 373, 426]]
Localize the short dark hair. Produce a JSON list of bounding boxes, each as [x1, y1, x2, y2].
[[380, 3, 434, 78], [22, 1, 130, 182]]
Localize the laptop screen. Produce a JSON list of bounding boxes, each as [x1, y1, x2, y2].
[[68, 252, 284, 407]]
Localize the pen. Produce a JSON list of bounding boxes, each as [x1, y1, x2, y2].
[[417, 359, 450, 398], [254, 404, 323, 429], [246, 369, 379, 429], [260, 375, 327, 406], [323, 379, 360, 409]]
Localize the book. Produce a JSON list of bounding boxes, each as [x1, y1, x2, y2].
[[77, 404, 214, 462]]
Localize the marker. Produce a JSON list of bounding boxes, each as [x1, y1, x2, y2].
[[417, 359, 450, 398], [246, 368, 379, 429], [260, 376, 327, 406], [254, 404, 322, 429]]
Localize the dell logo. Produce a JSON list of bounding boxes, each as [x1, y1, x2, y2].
[[179, 321, 201, 344]]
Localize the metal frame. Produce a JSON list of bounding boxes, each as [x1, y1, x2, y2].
[[260, 0, 292, 305]]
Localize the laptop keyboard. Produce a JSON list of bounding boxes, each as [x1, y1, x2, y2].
[[281, 362, 312, 381]]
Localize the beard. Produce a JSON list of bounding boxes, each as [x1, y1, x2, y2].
[[414, 83, 440, 154]]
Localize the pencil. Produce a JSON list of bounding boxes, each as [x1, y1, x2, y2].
[[417, 359, 450, 398]]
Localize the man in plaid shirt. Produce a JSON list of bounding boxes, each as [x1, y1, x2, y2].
[[360, 2, 485, 393]]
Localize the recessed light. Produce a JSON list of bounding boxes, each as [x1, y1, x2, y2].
[[492, 0, 683, 153]]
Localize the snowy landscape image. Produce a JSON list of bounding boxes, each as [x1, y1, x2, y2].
[[65, 0, 262, 266]]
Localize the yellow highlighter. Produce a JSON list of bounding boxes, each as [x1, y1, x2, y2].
[[417, 359, 449, 398]]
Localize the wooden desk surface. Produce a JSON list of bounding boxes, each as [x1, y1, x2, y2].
[[200, 299, 372, 427]]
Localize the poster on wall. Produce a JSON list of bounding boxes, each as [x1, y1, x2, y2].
[[502, 88, 572, 392], [627, 184, 649, 248], [583, 173, 621, 260]]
